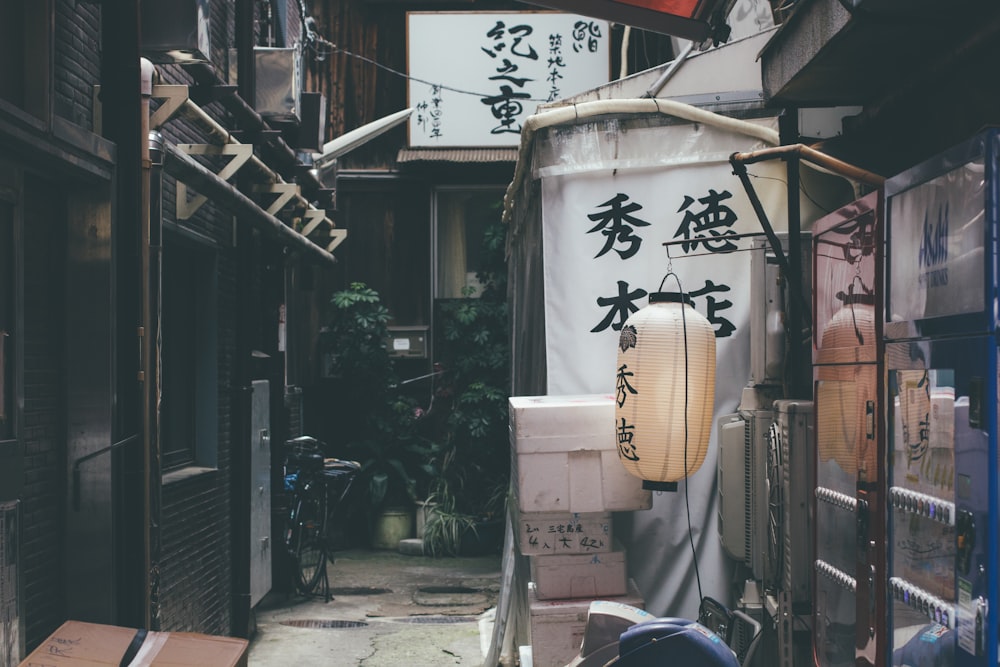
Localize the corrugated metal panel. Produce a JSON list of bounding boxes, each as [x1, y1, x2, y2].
[[396, 148, 519, 164]]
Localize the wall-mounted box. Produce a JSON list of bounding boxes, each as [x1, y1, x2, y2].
[[255, 47, 301, 124], [531, 541, 627, 600], [140, 0, 212, 64], [385, 325, 428, 358], [509, 395, 652, 513], [528, 578, 644, 667], [297, 92, 327, 152]]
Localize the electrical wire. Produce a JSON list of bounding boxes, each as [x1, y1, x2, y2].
[[657, 264, 705, 608], [743, 170, 835, 215], [300, 28, 556, 103]]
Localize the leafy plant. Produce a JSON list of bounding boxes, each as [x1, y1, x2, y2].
[[426, 214, 511, 539], [420, 482, 479, 557], [321, 282, 439, 539]]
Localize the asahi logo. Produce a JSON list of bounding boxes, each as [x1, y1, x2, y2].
[[918, 202, 949, 287]]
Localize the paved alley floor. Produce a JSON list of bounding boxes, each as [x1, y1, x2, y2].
[[248, 548, 503, 666]]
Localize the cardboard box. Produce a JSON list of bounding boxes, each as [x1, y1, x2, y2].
[[528, 578, 644, 667], [531, 541, 627, 600], [516, 511, 613, 556], [19, 620, 248, 667], [509, 395, 652, 513]]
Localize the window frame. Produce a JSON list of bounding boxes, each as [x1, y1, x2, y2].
[[160, 229, 218, 472], [431, 185, 506, 301]]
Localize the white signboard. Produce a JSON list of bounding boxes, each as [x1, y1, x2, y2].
[[888, 158, 986, 322], [406, 12, 610, 147], [542, 160, 789, 398]]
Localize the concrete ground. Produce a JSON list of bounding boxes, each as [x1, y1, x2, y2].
[[248, 548, 503, 666]]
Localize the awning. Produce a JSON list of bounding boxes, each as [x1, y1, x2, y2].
[[396, 147, 519, 164], [313, 108, 414, 169]]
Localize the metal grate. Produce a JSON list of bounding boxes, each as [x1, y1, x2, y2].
[[391, 616, 478, 624], [279, 619, 369, 629], [417, 586, 478, 594], [328, 587, 391, 596]]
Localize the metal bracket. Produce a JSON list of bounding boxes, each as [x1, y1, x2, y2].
[[252, 183, 299, 216], [327, 229, 348, 252], [150, 85, 190, 130], [175, 143, 254, 219], [300, 210, 328, 236]]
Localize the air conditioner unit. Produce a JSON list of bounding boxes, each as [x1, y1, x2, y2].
[[749, 232, 812, 387], [255, 47, 302, 124], [773, 399, 814, 604], [140, 0, 212, 64], [717, 407, 773, 584]]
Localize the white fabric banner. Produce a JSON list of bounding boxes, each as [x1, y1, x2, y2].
[[539, 124, 792, 617]]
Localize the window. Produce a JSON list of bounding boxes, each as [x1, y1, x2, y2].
[[161, 232, 217, 471], [0, 0, 50, 119], [434, 188, 504, 299]]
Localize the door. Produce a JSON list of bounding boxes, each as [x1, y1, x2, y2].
[[250, 380, 271, 606]]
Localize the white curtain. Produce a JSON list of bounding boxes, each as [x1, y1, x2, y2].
[[437, 193, 469, 299]]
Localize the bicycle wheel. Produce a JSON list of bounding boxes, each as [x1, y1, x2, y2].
[[291, 490, 327, 595]]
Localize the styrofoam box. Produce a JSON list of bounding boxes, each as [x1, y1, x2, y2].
[[531, 541, 627, 600], [509, 395, 652, 513], [528, 578, 644, 667], [516, 510, 613, 555]]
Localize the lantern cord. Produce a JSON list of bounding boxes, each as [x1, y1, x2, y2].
[[657, 268, 705, 608]]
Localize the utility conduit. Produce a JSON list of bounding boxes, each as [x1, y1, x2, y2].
[[502, 97, 781, 228], [163, 143, 337, 266]]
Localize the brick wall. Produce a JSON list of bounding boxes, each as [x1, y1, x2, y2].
[[54, 0, 101, 129], [20, 177, 67, 650]]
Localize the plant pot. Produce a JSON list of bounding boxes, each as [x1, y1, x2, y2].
[[415, 500, 438, 539], [371, 507, 414, 550]]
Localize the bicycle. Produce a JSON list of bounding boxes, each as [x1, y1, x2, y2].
[[282, 436, 360, 600]]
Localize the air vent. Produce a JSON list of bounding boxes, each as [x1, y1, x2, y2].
[[140, 0, 212, 64], [255, 47, 302, 124]]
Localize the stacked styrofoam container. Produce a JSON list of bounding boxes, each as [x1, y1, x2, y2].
[[509, 395, 653, 667]]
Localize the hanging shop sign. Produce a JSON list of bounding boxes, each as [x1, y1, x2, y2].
[[540, 124, 788, 396], [406, 12, 610, 148]]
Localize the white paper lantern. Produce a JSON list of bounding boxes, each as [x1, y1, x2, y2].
[[615, 291, 716, 490]]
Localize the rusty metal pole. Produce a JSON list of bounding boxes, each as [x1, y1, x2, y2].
[[140, 57, 163, 631]]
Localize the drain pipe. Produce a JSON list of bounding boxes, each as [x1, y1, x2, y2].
[[140, 57, 163, 631]]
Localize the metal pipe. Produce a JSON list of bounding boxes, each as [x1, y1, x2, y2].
[[184, 61, 324, 192], [730, 143, 885, 398], [730, 143, 885, 187], [140, 56, 162, 632], [162, 143, 336, 265], [175, 99, 333, 236], [643, 41, 694, 99], [231, 1, 256, 636]]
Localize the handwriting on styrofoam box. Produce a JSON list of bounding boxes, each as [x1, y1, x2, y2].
[[518, 512, 612, 555]]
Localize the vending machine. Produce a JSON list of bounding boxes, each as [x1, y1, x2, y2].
[[884, 129, 999, 666], [812, 191, 884, 667]]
